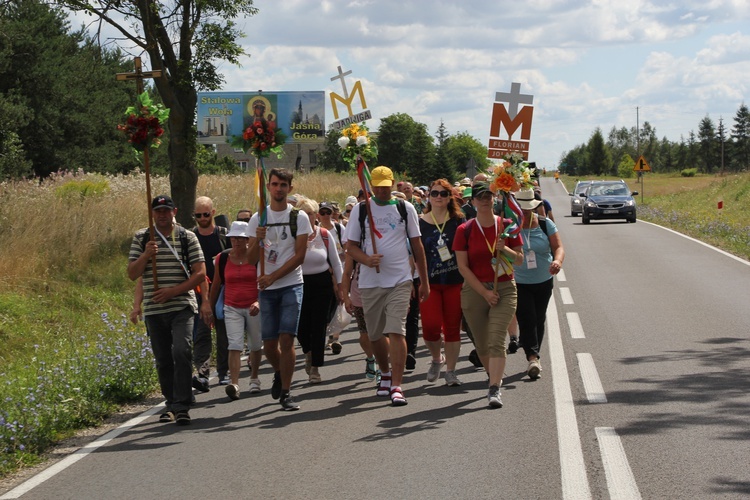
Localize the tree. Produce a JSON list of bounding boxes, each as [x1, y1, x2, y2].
[[698, 115, 717, 173], [431, 120, 455, 183], [586, 128, 611, 175], [376, 113, 423, 175], [0, 0, 137, 178], [443, 132, 491, 177], [731, 102, 750, 171], [617, 153, 635, 178], [61, 0, 259, 225]]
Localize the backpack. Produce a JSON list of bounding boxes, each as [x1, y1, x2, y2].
[[264, 207, 300, 238], [191, 225, 229, 252], [357, 199, 409, 247], [140, 226, 191, 276]]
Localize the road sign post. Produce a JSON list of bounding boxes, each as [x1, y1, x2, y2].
[[633, 155, 651, 204]]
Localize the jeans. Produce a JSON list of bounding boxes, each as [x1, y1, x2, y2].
[[259, 284, 303, 340], [145, 307, 194, 412], [516, 278, 554, 360]]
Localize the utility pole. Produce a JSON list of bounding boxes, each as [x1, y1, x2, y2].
[[719, 117, 725, 176]]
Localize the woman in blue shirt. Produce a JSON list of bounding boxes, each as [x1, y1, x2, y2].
[[513, 188, 565, 380]]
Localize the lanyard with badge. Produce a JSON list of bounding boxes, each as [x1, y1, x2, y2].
[[522, 215, 537, 270], [476, 217, 513, 276], [430, 212, 452, 262]]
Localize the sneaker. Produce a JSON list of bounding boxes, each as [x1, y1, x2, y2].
[[248, 378, 261, 394], [507, 336, 520, 354], [309, 367, 322, 384], [444, 370, 462, 387], [191, 375, 210, 393], [365, 357, 377, 380], [159, 411, 175, 423], [487, 385, 503, 408], [218, 375, 230, 386], [330, 340, 342, 355], [527, 359, 542, 380], [280, 393, 300, 411], [468, 350, 484, 370], [271, 371, 282, 400], [405, 353, 416, 372], [175, 410, 191, 425], [226, 383, 240, 400], [426, 355, 445, 383], [304, 352, 312, 375]]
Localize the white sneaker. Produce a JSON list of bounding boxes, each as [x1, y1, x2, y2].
[[248, 378, 261, 394], [225, 383, 240, 400], [426, 355, 445, 383], [527, 359, 542, 380]]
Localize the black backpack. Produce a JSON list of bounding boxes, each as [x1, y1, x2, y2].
[[265, 208, 300, 238], [139, 226, 191, 275], [357, 199, 409, 246]]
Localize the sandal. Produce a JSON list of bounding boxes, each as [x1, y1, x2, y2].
[[390, 386, 408, 406], [159, 411, 175, 423], [376, 373, 392, 397]]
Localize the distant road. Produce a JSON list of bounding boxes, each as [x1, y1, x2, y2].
[[2, 177, 749, 499]]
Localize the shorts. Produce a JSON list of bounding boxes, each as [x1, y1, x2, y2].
[[259, 284, 303, 341], [223, 305, 262, 352], [360, 281, 412, 342]]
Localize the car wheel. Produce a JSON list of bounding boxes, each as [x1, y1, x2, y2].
[[571, 210, 576, 217], [582, 214, 590, 224], [628, 216, 636, 223]]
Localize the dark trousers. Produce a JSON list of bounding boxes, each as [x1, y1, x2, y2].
[[145, 307, 194, 412], [405, 278, 420, 357], [298, 271, 335, 367], [193, 294, 228, 378], [516, 278, 554, 360]]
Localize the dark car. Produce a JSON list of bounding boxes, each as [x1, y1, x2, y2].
[[582, 181, 638, 224], [569, 180, 593, 216]]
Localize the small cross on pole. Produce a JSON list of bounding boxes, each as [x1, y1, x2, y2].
[[330, 65, 353, 100], [495, 82, 534, 119], [116, 57, 163, 287]]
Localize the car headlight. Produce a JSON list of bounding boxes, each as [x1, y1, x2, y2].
[[625, 200, 635, 206], [573, 199, 581, 205], [585, 201, 596, 208]]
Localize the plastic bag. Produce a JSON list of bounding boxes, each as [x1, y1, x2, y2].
[[326, 303, 352, 336], [215, 286, 226, 320]]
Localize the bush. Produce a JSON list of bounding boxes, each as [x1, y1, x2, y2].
[[54, 178, 110, 202], [681, 168, 697, 177]]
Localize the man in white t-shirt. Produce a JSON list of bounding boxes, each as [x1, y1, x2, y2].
[[248, 168, 312, 411], [345, 166, 429, 406]]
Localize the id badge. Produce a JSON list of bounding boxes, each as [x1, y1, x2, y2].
[[526, 250, 537, 269], [497, 258, 514, 276], [437, 244, 452, 262], [267, 249, 278, 264]]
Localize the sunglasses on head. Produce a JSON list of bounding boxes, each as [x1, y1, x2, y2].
[[430, 190, 450, 198], [194, 212, 211, 219]]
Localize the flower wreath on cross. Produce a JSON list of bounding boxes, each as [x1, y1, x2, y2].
[[230, 119, 287, 158], [338, 122, 378, 167], [117, 91, 169, 153]]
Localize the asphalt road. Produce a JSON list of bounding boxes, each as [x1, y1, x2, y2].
[[2, 177, 749, 500]]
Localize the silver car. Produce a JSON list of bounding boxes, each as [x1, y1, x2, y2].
[[569, 180, 593, 216]]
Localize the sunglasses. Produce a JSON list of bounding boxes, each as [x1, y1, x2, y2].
[[430, 190, 450, 198], [319, 210, 332, 216], [236, 218, 251, 223], [194, 212, 211, 219], [345, 209, 351, 214]]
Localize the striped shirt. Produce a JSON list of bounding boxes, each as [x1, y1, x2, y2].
[[129, 227, 205, 317]]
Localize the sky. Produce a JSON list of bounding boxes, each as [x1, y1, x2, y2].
[[73, 0, 750, 170]]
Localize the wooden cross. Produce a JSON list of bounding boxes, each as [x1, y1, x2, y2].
[[116, 57, 164, 288]]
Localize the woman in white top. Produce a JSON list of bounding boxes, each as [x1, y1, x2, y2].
[[297, 198, 344, 383]]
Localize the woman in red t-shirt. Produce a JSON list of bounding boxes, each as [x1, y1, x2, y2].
[[452, 182, 524, 409]]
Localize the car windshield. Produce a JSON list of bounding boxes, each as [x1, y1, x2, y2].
[[576, 183, 591, 195], [589, 184, 629, 196]]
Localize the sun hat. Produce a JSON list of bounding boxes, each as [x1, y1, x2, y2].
[[460, 177, 472, 187], [462, 186, 472, 198], [471, 182, 492, 199], [226, 221, 249, 238], [370, 166, 394, 187], [515, 188, 542, 210], [345, 195, 357, 206]]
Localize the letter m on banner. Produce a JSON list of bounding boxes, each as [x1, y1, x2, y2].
[[488, 82, 534, 160]]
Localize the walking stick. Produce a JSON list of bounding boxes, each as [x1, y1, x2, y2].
[[356, 156, 380, 273]]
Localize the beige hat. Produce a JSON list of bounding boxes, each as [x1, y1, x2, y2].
[[515, 188, 542, 211]]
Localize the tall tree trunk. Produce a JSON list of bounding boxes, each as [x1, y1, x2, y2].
[[168, 97, 198, 228]]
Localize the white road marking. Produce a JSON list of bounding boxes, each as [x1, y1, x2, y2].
[[559, 287, 574, 304], [642, 220, 750, 266], [557, 268, 567, 281], [548, 295, 593, 499], [596, 427, 642, 500], [566, 312, 585, 338], [577, 353, 607, 403], [0, 405, 165, 499]]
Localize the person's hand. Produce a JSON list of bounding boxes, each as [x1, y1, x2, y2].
[[129, 306, 142, 324], [549, 260, 562, 275], [255, 226, 267, 240], [418, 281, 430, 303], [258, 273, 275, 290], [343, 295, 354, 315], [483, 289, 499, 306], [151, 286, 175, 304], [199, 300, 213, 326], [365, 253, 383, 268], [249, 301, 260, 316], [143, 240, 159, 258]]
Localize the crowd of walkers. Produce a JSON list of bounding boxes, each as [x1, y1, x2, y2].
[[128, 166, 564, 424]]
